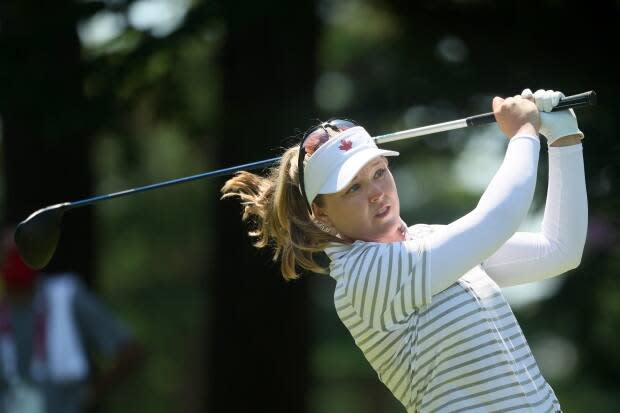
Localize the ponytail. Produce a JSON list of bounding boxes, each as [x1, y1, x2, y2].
[[220, 145, 345, 280]]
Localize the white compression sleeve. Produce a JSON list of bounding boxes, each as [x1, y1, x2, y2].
[[481, 144, 587, 287], [422, 134, 540, 294]]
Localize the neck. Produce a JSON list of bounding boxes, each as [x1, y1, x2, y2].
[[336, 218, 408, 244], [378, 219, 408, 243], [396, 219, 407, 241]]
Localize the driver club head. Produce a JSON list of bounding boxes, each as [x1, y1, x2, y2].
[[14, 203, 71, 270]]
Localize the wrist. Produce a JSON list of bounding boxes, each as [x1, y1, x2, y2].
[[549, 134, 583, 147], [511, 123, 539, 139], [548, 142, 583, 157]]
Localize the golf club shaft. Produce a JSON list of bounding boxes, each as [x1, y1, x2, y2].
[[70, 157, 281, 208], [374, 90, 596, 144], [67, 90, 595, 209]]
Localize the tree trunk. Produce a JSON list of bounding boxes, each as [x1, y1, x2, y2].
[[0, 1, 95, 284], [208, 2, 318, 411]]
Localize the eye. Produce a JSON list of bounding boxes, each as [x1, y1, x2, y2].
[[346, 183, 360, 194], [375, 168, 387, 179]]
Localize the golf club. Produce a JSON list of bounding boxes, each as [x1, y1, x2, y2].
[[14, 90, 597, 269]]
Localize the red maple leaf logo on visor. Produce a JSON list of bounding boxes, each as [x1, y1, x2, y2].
[[339, 139, 353, 152]]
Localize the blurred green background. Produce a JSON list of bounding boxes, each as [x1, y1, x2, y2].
[[1, 0, 618, 412]]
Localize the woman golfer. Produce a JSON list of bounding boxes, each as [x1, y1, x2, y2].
[[221, 88, 587, 412]]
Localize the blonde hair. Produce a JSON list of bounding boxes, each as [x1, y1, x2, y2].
[[220, 144, 347, 280]]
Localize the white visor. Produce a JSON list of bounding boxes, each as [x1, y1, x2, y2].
[[303, 126, 399, 204]]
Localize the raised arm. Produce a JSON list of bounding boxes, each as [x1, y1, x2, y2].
[[482, 89, 588, 286], [337, 95, 543, 330], [417, 95, 542, 295]]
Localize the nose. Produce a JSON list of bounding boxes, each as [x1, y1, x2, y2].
[[369, 183, 384, 203]]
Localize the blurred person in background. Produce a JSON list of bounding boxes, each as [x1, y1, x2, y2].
[[0, 226, 144, 413]]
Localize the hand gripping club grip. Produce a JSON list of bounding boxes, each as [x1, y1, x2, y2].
[[466, 90, 597, 127]]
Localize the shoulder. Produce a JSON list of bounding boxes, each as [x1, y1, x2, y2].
[[332, 236, 429, 281], [326, 239, 393, 280]]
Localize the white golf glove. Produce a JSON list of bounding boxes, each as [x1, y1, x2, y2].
[[521, 88, 584, 145]]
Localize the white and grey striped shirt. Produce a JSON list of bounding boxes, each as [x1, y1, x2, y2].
[[325, 224, 561, 413]]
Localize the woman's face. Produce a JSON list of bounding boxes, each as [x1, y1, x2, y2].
[[313, 156, 404, 243]]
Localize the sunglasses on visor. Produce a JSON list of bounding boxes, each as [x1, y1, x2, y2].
[[297, 118, 358, 212]]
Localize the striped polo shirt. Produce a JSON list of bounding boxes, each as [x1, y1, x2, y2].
[[324, 224, 561, 413]]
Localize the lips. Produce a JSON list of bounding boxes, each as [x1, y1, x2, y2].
[[375, 205, 390, 218]]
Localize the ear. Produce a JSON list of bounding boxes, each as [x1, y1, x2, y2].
[[311, 201, 332, 226]]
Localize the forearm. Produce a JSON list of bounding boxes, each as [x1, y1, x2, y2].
[[540, 143, 588, 267], [426, 134, 540, 294], [482, 143, 588, 286]]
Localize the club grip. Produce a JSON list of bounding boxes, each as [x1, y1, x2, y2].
[[466, 90, 597, 127]]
